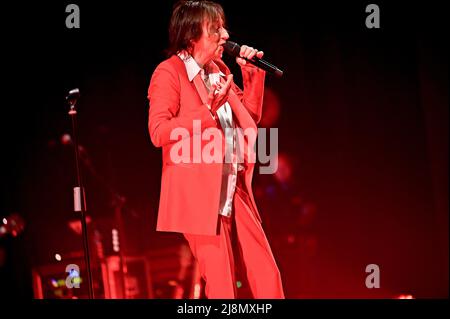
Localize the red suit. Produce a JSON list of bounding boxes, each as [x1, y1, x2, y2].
[[148, 55, 284, 298]]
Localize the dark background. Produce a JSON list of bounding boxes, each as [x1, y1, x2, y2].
[[1, 0, 447, 298]]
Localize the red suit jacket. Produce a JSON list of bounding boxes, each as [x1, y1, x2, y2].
[[148, 55, 265, 235]]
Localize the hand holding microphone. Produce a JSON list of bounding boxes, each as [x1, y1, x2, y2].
[[234, 45, 264, 71], [223, 41, 283, 77]]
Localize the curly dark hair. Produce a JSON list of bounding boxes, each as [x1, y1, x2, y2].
[[167, 0, 226, 57]]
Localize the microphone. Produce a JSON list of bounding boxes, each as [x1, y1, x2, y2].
[[66, 88, 80, 106], [223, 41, 283, 77]]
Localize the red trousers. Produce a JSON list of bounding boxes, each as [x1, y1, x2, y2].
[[183, 186, 285, 299]]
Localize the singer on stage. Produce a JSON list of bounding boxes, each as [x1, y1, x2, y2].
[[147, 0, 284, 298]]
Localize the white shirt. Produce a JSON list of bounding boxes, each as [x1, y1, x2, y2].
[[178, 52, 238, 217]]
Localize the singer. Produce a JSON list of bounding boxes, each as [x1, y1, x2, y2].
[[147, 0, 284, 299]]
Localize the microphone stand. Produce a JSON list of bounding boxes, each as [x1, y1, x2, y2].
[[67, 89, 95, 299], [75, 135, 138, 299]]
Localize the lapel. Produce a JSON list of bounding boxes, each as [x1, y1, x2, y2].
[[192, 73, 210, 107], [228, 88, 258, 165]]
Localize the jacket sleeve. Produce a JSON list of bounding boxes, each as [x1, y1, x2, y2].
[[147, 62, 217, 148], [237, 68, 265, 124]]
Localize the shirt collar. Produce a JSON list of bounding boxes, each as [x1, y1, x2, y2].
[[178, 51, 225, 82]]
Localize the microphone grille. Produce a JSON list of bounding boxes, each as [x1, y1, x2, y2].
[[66, 88, 80, 101], [223, 41, 241, 57]]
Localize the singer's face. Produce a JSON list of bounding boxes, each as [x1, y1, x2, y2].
[[191, 18, 229, 67]]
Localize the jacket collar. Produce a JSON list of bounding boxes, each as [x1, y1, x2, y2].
[[177, 51, 225, 82]]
